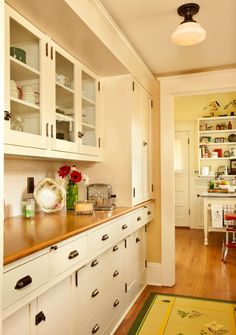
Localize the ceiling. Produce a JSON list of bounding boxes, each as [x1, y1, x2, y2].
[[99, 0, 236, 77]]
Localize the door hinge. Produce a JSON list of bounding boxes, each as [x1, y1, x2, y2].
[[189, 209, 190, 215], [98, 137, 101, 148], [124, 239, 127, 248], [145, 225, 147, 233], [151, 100, 153, 108], [132, 81, 135, 91], [4, 111, 11, 121], [151, 184, 154, 192], [133, 187, 136, 197], [98, 81, 100, 91], [188, 138, 190, 145], [125, 283, 128, 293], [145, 260, 147, 268], [75, 271, 78, 287]]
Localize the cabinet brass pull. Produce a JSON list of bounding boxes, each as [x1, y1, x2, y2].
[[122, 224, 128, 230], [113, 245, 119, 252], [102, 234, 109, 241], [35, 311, 46, 326], [50, 245, 58, 251], [113, 299, 120, 307], [147, 211, 151, 215], [50, 46, 53, 60], [78, 131, 84, 138], [45, 42, 48, 57], [136, 237, 141, 243], [137, 216, 142, 221], [91, 259, 99, 267], [68, 250, 79, 259], [15, 275, 32, 289], [92, 324, 99, 334], [51, 124, 53, 138], [46, 123, 49, 137], [91, 288, 99, 298], [113, 270, 119, 277]]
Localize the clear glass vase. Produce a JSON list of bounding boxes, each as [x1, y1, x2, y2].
[[66, 182, 78, 210]]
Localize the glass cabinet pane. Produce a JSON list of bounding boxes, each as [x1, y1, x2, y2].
[[82, 71, 96, 147], [9, 18, 41, 135], [55, 52, 75, 143]]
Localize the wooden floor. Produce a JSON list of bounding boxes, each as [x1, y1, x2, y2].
[[114, 228, 236, 335]]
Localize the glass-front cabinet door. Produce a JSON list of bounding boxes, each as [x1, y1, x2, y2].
[[51, 44, 77, 153], [4, 6, 47, 149], [79, 67, 101, 156]]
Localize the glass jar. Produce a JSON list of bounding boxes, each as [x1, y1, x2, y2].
[[66, 182, 78, 210], [22, 198, 35, 218]]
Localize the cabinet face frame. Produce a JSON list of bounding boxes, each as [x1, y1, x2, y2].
[[4, 6, 48, 149]]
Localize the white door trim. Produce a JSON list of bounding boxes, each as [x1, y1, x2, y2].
[[159, 69, 236, 286]]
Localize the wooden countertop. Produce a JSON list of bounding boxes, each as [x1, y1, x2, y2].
[[4, 201, 153, 265]]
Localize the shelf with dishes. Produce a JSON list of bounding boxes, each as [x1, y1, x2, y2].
[[10, 96, 40, 113]]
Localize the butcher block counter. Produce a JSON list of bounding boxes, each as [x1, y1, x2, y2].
[[4, 200, 153, 265]]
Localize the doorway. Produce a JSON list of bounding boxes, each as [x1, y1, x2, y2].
[[159, 69, 236, 287]]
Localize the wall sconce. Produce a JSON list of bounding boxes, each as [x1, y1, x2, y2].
[[172, 3, 206, 46]]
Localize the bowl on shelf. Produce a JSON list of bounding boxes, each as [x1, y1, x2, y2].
[[10, 47, 26, 63]]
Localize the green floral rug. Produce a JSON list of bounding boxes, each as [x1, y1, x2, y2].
[[128, 293, 236, 335]]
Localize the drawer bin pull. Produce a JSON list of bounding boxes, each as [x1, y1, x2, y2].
[[113, 245, 119, 252], [91, 289, 99, 298], [137, 216, 142, 221], [136, 237, 141, 243], [35, 311, 46, 325], [15, 275, 32, 289], [101, 234, 109, 241], [92, 324, 99, 334], [147, 211, 151, 215], [113, 299, 120, 307], [113, 270, 119, 277], [122, 224, 128, 230], [91, 259, 99, 267], [68, 250, 79, 259]]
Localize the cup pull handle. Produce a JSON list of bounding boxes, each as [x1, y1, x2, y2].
[[15, 275, 32, 289], [91, 288, 99, 298], [68, 250, 79, 259], [102, 234, 109, 241]]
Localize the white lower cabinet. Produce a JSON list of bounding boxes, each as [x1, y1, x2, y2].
[[3, 207, 152, 335], [3, 277, 72, 335]]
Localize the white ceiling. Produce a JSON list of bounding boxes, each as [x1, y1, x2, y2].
[[99, 0, 236, 76]]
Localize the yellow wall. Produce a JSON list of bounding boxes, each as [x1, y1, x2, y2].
[[175, 91, 236, 121]]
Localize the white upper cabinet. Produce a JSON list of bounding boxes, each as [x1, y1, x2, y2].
[[4, 5, 101, 160], [5, 5, 47, 149], [79, 67, 101, 156]]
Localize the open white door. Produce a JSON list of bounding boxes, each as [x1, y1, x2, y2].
[[174, 130, 190, 227]]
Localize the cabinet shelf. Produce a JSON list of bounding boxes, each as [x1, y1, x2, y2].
[[199, 142, 236, 146], [199, 129, 236, 135], [10, 56, 39, 81], [82, 122, 95, 130], [10, 97, 40, 113], [200, 157, 236, 160], [82, 96, 95, 107], [55, 112, 74, 122], [56, 82, 74, 94], [198, 116, 236, 121]]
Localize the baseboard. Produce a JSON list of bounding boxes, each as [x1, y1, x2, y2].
[[146, 262, 162, 286]]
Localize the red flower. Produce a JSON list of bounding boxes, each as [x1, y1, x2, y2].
[[70, 170, 82, 183], [58, 165, 71, 178]]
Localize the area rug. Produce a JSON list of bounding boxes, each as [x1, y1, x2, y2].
[[128, 293, 236, 335]]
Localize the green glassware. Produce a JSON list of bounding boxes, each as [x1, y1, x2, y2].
[[66, 182, 78, 210]]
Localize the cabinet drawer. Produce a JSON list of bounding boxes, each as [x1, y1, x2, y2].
[[144, 203, 154, 223], [79, 240, 125, 287], [49, 235, 88, 276], [132, 208, 144, 229], [117, 214, 133, 237], [91, 221, 118, 253], [3, 254, 48, 309]]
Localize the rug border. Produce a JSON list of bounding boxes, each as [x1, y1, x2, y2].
[[127, 292, 236, 335]]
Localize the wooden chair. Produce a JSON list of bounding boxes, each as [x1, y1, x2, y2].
[[221, 213, 236, 262]]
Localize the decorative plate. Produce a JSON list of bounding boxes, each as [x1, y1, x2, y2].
[[228, 134, 236, 142], [34, 178, 66, 213]]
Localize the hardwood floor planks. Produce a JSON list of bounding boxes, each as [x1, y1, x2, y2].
[[114, 228, 236, 335]]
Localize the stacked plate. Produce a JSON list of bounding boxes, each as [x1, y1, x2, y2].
[[10, 80, 18, 98], [22, 85, 35, 104]]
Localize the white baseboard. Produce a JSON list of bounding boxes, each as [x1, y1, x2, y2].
[[146, 262, 162, 286]]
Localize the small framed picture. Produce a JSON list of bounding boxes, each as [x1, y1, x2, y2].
[[215, 137, 225, 143], [230, 159, 236, 174], [229, 146, 236, 157]]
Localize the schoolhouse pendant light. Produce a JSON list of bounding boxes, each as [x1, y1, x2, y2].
[[172, 3, 206, 46]]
